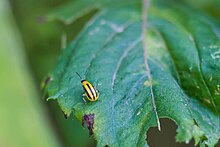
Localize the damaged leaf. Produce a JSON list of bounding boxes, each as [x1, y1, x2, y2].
[[44, 0, 220, 146], [82, 114, 95, 136]]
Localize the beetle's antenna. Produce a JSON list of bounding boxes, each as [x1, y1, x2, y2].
[[75, 72, 82, 80], [84, 68, 89, 79]]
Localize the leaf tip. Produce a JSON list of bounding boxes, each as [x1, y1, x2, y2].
[[62, 110, 69, 119]]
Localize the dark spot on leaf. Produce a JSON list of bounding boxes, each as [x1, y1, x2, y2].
[[192, 119, 208, 143], [200, 135, 208, 143], [193, 119, 199, 126], [41, 76, 51, 91], [42, 76, 51, 99], [105, 145, 109, 147], [44, 76, 51, 85], [82, 114, 95, 136]]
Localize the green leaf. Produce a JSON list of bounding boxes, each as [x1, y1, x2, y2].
[[44, 0, 220, 146]]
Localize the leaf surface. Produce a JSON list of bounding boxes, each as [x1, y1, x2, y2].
[[45, 1, 220, 146]]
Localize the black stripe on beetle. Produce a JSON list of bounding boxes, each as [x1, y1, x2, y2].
[[86, 84, 95, 100]]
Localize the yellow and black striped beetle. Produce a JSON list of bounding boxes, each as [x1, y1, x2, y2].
[[76, 72, 99, 102]]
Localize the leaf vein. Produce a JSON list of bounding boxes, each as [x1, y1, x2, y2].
[[142, 0, 161, 131]]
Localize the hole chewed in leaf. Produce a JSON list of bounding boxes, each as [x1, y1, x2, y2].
[[82, 114, 95, 136], [147, 118, 197, 147]]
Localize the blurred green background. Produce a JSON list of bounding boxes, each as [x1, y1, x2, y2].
[[1, 0, 95, 146], [0, 0, 219, 146]]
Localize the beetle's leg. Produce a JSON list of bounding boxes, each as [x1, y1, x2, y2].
[[82, 93, 87, 103], [95, 89, 101, 102], [95, 89, 99, 95], [83, 97, 86, 103]]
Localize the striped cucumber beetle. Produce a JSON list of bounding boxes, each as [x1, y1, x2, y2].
[[76, 72, 99, 102]]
